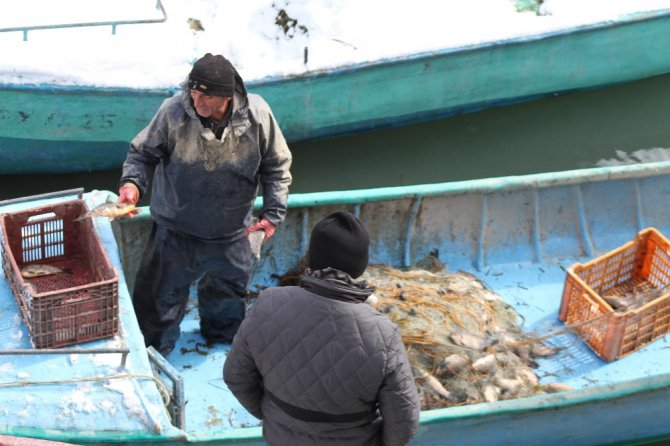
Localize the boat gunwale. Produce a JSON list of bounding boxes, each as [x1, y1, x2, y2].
[[281, 161, 670, 208], [5, 370, 670, 444]]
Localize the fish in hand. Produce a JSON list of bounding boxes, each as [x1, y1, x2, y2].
[[75, 203, 136, 221], [21, 264, 72, 278]]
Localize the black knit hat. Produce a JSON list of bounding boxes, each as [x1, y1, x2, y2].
[[188, 53, 235, 97], [307, 211, 370, 278]]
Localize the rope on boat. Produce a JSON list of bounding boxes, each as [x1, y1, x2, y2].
[[0, 373, 172, 405]]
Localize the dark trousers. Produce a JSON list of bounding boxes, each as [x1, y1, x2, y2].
[[132, 223, 256, 355]]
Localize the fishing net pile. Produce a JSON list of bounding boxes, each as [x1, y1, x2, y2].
[[274, 256, 568, 411], [361, 257, 563, 410]]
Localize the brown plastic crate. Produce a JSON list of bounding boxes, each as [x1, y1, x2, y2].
[[0, 199, 119, 348], [559, 227, 670, 362]]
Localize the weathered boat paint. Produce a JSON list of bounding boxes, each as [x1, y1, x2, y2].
[[3, 9, 670, 174], [3, 161, 670, 444]]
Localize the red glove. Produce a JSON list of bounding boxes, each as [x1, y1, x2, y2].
[[118, 183, 140, 205], [246, 217, 276, 239], [117, 183, 141, 217]]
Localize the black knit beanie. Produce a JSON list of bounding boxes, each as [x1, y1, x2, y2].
[[188, 53, 235, 97], [307, 211, 370, 278]]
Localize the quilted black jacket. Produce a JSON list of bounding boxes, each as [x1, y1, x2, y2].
[[223, 269, 420, 445]]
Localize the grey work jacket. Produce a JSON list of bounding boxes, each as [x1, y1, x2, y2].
[[223, 273, 420, 446], [120, 78, 292, 240]]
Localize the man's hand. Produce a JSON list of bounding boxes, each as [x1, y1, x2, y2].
[[117, 183, 141, 217], [118, 183, 140, 205], [245, 218, 276, 239]]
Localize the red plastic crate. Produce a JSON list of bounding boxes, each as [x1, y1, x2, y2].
[[0, 199, 119, 348], [559, 227, 670, 361]]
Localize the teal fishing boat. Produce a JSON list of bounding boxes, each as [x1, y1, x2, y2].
[[1, 161, 670, 445], [2, 8, 670, 174]]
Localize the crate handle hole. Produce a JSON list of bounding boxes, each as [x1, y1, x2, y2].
[[27, 212, 57, 223]]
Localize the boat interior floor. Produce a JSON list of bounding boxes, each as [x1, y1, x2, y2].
[[164, 255, 670, 433]]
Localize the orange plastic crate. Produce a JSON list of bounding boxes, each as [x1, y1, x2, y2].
[[0, 200, 119, 348], [559, 227, 670, 361]]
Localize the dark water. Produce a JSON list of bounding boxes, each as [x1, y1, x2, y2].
[[1, 72, 670, 202]]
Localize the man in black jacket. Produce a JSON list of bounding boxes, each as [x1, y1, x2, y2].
[[224, 211, 420, 446]]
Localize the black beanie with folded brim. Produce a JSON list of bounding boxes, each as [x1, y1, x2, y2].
[[188, 53, 236, 97], [307, 211, 370, 278]]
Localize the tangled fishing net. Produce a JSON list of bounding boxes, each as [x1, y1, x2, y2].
[[361, 257, 566, 410], [275, 255, 569, 410]]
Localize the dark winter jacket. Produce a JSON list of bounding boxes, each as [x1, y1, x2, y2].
[[120, 74, 292, 240], [223, 268, 421, 446]]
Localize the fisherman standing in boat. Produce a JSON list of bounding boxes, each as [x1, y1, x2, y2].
[[224, 211, 420, 446], [117, 53, 292, 356]]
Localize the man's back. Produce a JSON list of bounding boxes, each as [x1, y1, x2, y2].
[[225, 278, 419, 446], [224, 212, 419, 446]]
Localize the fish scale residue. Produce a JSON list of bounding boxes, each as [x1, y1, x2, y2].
[[362, 261, 566, 410]]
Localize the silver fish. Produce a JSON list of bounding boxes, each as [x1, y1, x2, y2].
[[450, 331, 489, 352], [414, 367, 456, 402], [482, 384, 500, 403], [494, 376, 523, 395], [531, 343, 557, 358], [542, 382, 573, 394], [472, 354, 497, 374], [437, 354, 469, 376], [248, 230, 266, 260], [21, 264, 71, 278], [517, 368, 540, 388], [603, 293, 636, 310], [75, 203, 136, 222]]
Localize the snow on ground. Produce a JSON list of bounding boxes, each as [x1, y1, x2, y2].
[[1, 0, 670, 88]]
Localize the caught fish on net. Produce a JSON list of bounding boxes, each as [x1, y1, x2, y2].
[[361, 257, 567, 410], [274, 256, 569, 410]]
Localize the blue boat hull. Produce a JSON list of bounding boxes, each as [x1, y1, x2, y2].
[[3, 161, 670, 444]]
